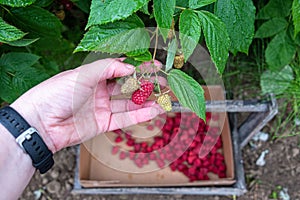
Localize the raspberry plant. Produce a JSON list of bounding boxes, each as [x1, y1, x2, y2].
[[74, 0, 256, 120], [1, 0, 300, 120]]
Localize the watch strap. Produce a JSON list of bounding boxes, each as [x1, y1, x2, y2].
[[0, 106, 54, 174]]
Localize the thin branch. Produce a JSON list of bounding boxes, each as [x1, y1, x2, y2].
[[152, 27, 159, 62]]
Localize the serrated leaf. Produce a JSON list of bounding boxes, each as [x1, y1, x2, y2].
[[189, 0, 216, 9], [292, 0, 300, 37], [6, 38, 39, 46], [255, 18, 288, 38], [0, 52, 49, 103], [140, 2, 150, 15], [179, 9, 201, 61], [257, 0, 293, 19], [34, 0, 53, 7], [75, 15, 150, 53], [261, 65, 294, 95], [166, 39, 177, 72], [0, 0, 36, 7], [197, 11, 229, 74], [0, 17, 25, 43], [132, 50, 152, 61], [126, 48, 148, 57], [215, 0, 255, 55], [71, 0, 90, 13], [123, 57, 143, 67], [153, 0, 176, 40], [266, 30, 297, 70], [167, 69, 205, 120], [86, 0, 149, 28], [11, 6, 63, 37], [0, 52, 40, 69], [176, 0, 188, 7]]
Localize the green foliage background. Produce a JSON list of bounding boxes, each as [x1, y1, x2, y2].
[[0, 0, 299, 120]]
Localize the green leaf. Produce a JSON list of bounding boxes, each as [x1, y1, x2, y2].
[[261, 65, 294, 95], [126, 50, 152, 62], [167, 69, 205, 120], [179, 9, 201, 61], [125, 48, 148, 57], [6, 38, 39, 47], [189, 0, 216, 9], [11, 6, 63, 37], [166, 39, 177, 72], [257, 0, 293, 19], [0, 52, 49, 103], [71, 0, 90, 13], [292, 0, 300, 37], [265, 30, 297, 70], [176, 0, 188, 7], [153, 0, 176, 40], [255, 18, 288, 38], [86, 0, 149, 28], [197, 10, 229, 74], [0, 52, 40, 69], [0, 17, 25, 43], [0, 0, 36, 7], [34, 0, 53, 7], [75, 15, 150, 53], [123, 57, 143, 67], [140, 2, 150, 15], [215, 0, 256, 55]]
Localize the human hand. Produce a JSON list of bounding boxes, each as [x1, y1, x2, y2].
[[11, 58, 164, 153]]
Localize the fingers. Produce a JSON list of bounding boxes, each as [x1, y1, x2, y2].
[[110, 99, 156, 113], [77, 58, 135, 88], [107, 105, 164, 131]]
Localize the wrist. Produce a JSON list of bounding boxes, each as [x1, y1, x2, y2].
[[10, 101, 56, 153]]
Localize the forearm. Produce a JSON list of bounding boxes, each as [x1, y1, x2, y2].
[[0, 102, 56, 200], [0, 124, 35, 200]]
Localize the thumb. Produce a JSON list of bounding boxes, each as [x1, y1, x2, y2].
[[77, 58, 134, 87]]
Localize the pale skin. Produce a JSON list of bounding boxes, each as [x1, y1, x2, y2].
[[0, 58, 164, 199]]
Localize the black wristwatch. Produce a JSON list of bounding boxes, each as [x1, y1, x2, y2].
[[0, 106, 54, 174]]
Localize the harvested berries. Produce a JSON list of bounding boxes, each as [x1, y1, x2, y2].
[[157, 94, 172, 111], [174, 54, 184, 69], [111, 112, 227, 182], [121, 77, 140, 94], [131, 80, 154, 105]]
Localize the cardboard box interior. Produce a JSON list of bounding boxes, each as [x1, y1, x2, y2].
[[79, 86, 235, 187]]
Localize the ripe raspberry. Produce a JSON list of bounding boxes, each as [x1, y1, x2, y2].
[[121, 77, 140, 94], [131, 80, 154, 105], [174, 54, 184, 69], [157, 94, 172, 111]]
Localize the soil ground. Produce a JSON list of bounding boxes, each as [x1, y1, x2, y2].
[[19, 124, 300, 200]]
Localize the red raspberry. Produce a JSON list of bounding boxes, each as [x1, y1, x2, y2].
[[131, 80, 154, 105]]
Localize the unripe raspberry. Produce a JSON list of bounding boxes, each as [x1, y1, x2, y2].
[[131, 80, 154, 105], [157, 94, 172, 111], [174, 54, 184, 69], [121, 77, 140, 94], [168, 19, 175, 39]]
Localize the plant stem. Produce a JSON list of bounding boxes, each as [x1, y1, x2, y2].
[[159, 69, 169, 76], [154, 71, 161, 95], [152, 27, 159, 63], [175, 6, 186, 10]]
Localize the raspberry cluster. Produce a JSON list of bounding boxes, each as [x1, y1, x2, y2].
[[111, 112, 227, 182]]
